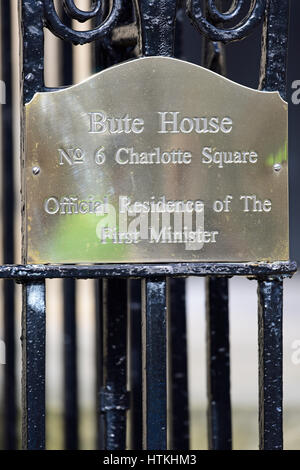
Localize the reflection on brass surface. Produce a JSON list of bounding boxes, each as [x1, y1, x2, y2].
[[24, 57, 288, 264]]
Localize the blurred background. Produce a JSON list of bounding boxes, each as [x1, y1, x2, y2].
[[0, 0, 299, 450]]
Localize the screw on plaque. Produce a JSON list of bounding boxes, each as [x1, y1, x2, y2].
[[32, 166, 40, 175], [273, 163, 282, 172]]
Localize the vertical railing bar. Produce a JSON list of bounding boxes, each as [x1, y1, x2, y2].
[[257, 0, 289, 450], [128, 279, 143, 450], [166, 4, 190, 451], [202, 0, 232, 450], [205, 277, 232, 450], [259, 0, 290, 99], [138, 1, 178, 451], [138, 0, 178, 57], [20, 0, 45, 451], [92, 3, 113, 449], [168, 278, 190, 450], [257, 277, 283, 450], [22, 280, 46, 450], [93, 1, 136, 450], [142, 278, 167, 450], [93, 2, 130, 451], [60, 8, 78, 450], [20, 0, 45, 104], [101, 279, 129, 450], [95, 279, 104, 450], [61, 10, 74, 86], [1, 0, 17, 450]]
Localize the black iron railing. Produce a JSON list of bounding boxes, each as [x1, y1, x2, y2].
[[0, 0, 296, 451]]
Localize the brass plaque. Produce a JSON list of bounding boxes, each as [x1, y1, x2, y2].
[[24, 57, 288, 264]]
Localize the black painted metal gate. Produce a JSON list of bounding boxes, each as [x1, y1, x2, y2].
[[0, 0, 297, 450]]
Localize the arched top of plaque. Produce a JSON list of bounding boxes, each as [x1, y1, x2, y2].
[[27, 56, 286, 105], [24, 57, 288, 264]]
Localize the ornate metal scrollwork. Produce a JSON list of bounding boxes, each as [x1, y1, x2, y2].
[[43, 1, 267, 48], [187, 0, 267, 43], [43, 0, 123, 45], [63, 0, 102, 22]]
